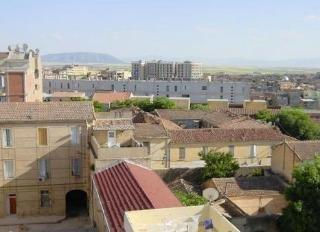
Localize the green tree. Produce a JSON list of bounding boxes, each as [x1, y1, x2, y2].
[[110, 97, 175, 112], [190, 103, 209, 111], [278, 157, 320, 232], [93, 101, 104, 112], [276, 108, 320, 140], [255, 109, 275, 123], [153, 97, 176, 110], [174, 191, 207, 206], [200, 151, 239, 180]]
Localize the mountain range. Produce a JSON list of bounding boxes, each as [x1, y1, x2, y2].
[[42, 52, 124, 64]]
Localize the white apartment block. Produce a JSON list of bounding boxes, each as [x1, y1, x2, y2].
[[131, 60, 202, 80], [43, 79, 250, 104]]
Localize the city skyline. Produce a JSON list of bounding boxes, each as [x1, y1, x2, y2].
[[2, 0, 320, 63]]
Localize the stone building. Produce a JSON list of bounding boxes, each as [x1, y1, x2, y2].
[[0, 44, 43, 102]]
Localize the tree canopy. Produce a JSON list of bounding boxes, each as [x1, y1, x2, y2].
[[255, 109, 275, 123], [200, 151, 239, 180], [278, 157, 320, 232], [110, 97, 176, 112], [276, 108, 320, 140], [174, 191, 207, 206]]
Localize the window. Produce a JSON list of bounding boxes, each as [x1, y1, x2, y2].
[[40, 190, 51, 208], [166, 85, 170, 92], [202, 146, 208, 155], [202, 86, 207, 91], [0, 75, 5, 88], [179, 147, 186, 160], [71, 158, 81, 176], [67, 83, 70, 89], [38, 158, 49, 180], [229, 145, 235, 155], [38, 128, 48, 146], [250, 145, 257, 157], [71, 127, 80, 144], [174, 86, 178, 92], [143, 142, 150, 154], [4, 160, 14, 179], [220, 86, 223, 93], [2, 128, 12, 148]]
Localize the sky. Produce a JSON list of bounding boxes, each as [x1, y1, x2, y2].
[[2, 0, 320, 62]]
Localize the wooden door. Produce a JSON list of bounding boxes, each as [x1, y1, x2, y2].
[[9, 195, 16, 215]]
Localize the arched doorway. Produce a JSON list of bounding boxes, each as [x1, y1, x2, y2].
[[66, 190, 88, 217]]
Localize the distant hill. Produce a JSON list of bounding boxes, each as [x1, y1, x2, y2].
[[42, 52, 124, 64]]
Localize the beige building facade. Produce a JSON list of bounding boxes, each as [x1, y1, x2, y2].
[[0, 102, 94, 218]]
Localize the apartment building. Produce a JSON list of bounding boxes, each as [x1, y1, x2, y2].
[[0, 102, 94, 218], [131, 60, 201, 80], [131, 60, 145, 80], [0, 44, 43, 102], [175, 61, 202, 80], [43, 79, 250, 104]]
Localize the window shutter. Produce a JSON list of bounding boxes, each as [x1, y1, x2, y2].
[[4, 160, 13, 179], [38, 128, 48, 146], [72, 158, 81, 176], [39, 159, 49, 179]]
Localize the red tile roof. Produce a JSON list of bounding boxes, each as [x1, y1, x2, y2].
[[93, 161, 181, 232], [169, 128, 285, 144], [93, 91, 132, 104]]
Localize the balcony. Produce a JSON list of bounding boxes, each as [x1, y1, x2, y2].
[[90, 136, 149, 170]]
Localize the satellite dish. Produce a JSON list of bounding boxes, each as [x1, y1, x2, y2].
[[203, 188, 219, 202]]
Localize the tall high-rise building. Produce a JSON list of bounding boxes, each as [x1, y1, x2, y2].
[[131, 60, 202, 80], [157, 60, 174, 80], [0, 44, 43, 102], [131, 60, 145, 80], [175, 61, 202, 80]]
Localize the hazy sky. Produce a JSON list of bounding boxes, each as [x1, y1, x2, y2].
[[2, 0, 320, 61]]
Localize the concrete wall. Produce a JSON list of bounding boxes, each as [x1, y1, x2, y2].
[[169, 142, 274, 168], [0, 122, 89, 217], [244, 100, 267, 111], [93, 129, 134, 147], [43, 79, 250, 104], [271, 143, 301, 182], [207, 99, 229, 110]]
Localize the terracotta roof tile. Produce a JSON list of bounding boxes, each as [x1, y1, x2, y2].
[[93, 91, 132, 104], [287, 140, 320, 160], [211, 176, 285, 197], [51, 91, 85, 98], [169, 128, 284, 144], [156, 109, 270, 129], [93, 161, 181, 232], [0, 102, 94, 122], [134, 123, 168, 139], [94, 119, 134, 130]]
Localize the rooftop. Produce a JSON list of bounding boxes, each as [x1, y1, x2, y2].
[[0, 102, 94, 123], [134, 123, 168, 139], [94, 119, 134, 130], [51, 91, 85, 98], [92, 91, 132, 104], [286, 140, 320, 161], [211, 176, 285, 197], [169, 128, 284, 144], [93, 161, 181, 232], [155, 109, 270, 129]]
